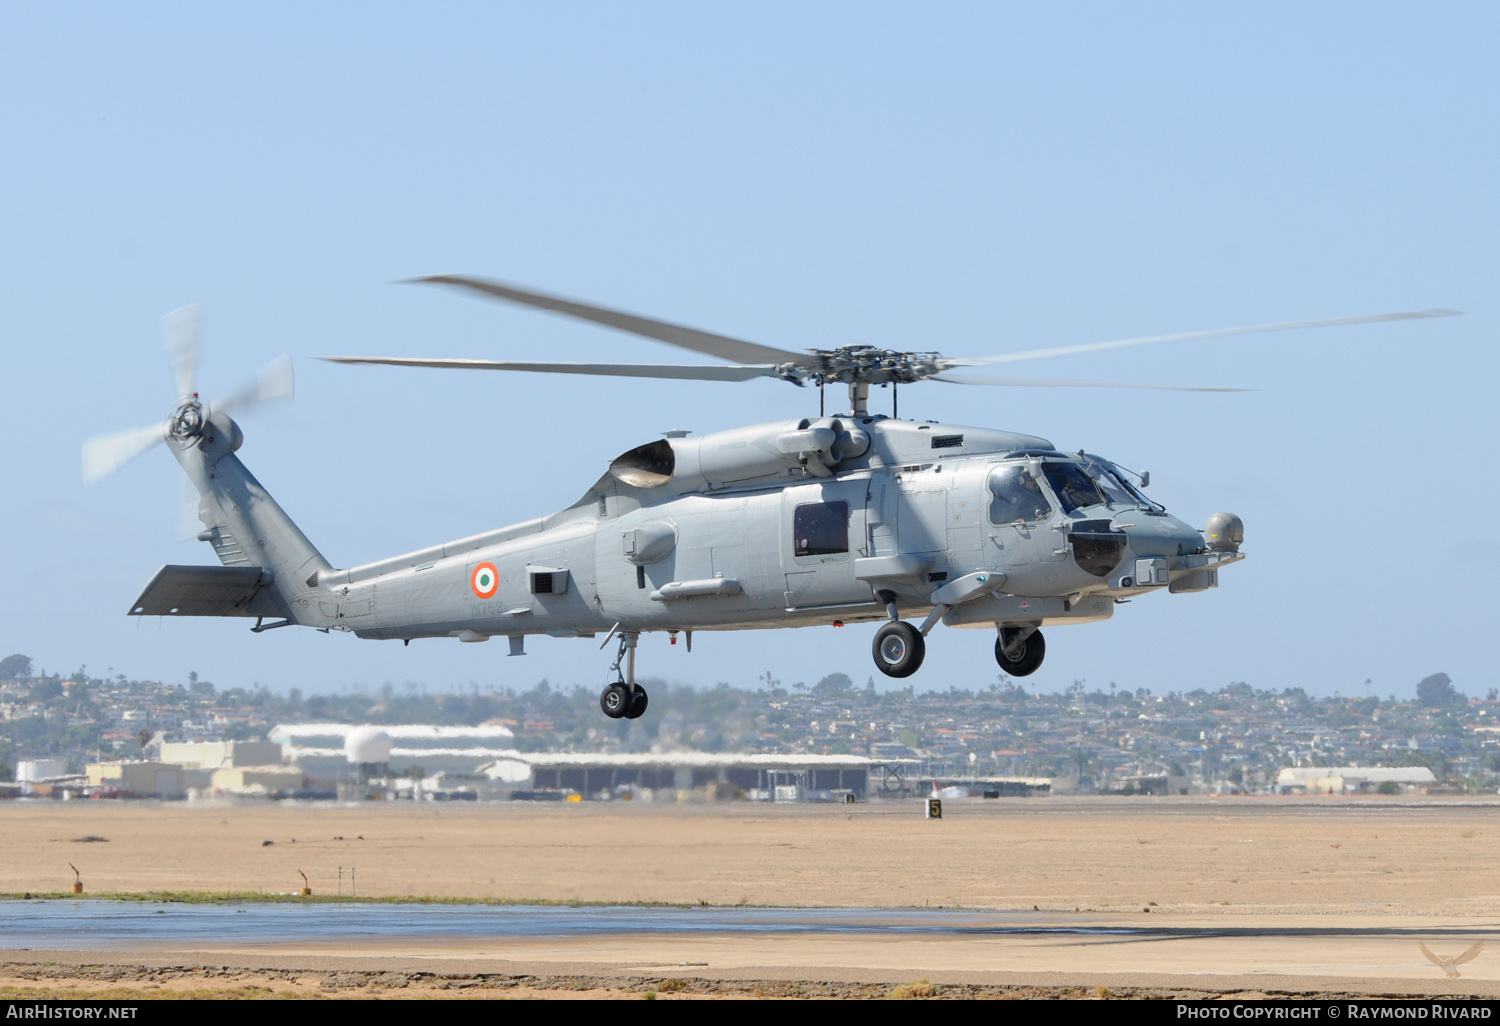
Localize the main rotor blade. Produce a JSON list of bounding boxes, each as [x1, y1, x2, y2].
[[319, 355, 782, 382], [948, 309, 1462, 368], [212, 354, 295, 415], [162, 304, 202, 400], [931, 373, 1248, 392], [409, 274, 816, 369], [82, 422, 166, 486]]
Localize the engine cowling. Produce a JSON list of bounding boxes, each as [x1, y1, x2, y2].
[[609, 418, 869, 491]]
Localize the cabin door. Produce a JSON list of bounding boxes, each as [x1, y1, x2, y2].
[[779, 479, 869, 610]]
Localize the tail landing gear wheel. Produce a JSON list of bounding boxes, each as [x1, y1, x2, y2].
[[600, 682, 632, 718], [625, 684, 648, 720], [995, 627, 1045, 677], [872, 621, 925, 678]]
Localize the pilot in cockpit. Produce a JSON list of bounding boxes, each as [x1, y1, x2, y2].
[[989, 464, 1052, 524]]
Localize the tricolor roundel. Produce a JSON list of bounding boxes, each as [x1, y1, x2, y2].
[[471, 562, 500, 600]]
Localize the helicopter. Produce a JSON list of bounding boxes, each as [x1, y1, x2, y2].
[[83, 279, 1456, 720]]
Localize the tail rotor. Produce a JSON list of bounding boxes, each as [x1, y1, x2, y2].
[[163, 303, 202, 402], [82, 305, 294, 487]]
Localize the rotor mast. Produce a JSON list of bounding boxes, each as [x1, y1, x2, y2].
[[848, 380, 869, 417]]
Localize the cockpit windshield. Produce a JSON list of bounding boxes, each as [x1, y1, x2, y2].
[[1083, 462, 1137, 507], [988, 464, 1052, 524], [1040, 461, 1106, 514], [1079, 454, 1165, 512], [1118, 474, 1164, 512]]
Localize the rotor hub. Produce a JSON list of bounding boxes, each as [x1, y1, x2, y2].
[[168, 398, 206, 442], [786, 346, 947, 388]]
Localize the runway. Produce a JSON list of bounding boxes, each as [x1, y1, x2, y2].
[[1, 900, 1150, 947], [3, 900, 1498, 997]]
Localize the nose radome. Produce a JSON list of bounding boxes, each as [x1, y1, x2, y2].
[[1204, 512, 1245, 552]]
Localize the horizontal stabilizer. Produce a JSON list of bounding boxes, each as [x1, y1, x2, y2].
[[128, 565, 282, 618]]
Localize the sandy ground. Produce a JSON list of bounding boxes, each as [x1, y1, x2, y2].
[[3, 956, 1488, 1000], [6, 795, 1500, 911], [4, 796, 1500, 998]]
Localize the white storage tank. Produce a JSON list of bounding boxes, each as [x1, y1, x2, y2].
[[17, 759, 68, 784]]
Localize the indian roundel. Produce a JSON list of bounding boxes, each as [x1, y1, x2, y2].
[[470, 562, 499, 600]]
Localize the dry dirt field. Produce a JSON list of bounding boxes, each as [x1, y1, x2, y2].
[[3, 795, 1500, 999], [4, 795, 1499, 911]]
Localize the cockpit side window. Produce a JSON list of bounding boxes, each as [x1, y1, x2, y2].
[[988, 464, 1052, 524], [1040, 462, 1106, 514]]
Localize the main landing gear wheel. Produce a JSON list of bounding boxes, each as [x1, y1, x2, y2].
[[625, 684, 648, 720], [995, 627, 1045, 677], [600, 682, 633, 718], [872, 621, 925, 678]]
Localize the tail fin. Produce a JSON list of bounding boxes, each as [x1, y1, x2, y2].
[[169, 411, 333, 626]]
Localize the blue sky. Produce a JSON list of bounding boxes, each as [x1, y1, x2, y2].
[[2, 4, 1495, 699]]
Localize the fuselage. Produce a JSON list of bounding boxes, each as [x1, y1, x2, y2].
[[310, 415, 1236, 646]]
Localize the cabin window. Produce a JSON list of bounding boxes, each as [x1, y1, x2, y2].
[[988, 464, 1052, 524], [794, 501, 849, 557], [1040, 461, 1106, 514]]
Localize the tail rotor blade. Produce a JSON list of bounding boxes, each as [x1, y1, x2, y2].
[[163, 304, 202, 400], [213, 354, 294, 415], [82, 423, 166, 486]]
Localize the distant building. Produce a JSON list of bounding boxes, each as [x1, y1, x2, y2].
[[158, 740, 283, 769], [268, 722, 518, 785], [209, 766, 306, 795], [1106, 774, 1191, 796], [917, 774, 1053, 798], [16, 759, 73, 796], [85, 761, 183, 797], [1275, 766, 1437, 794], [151, 741, 309, 795], [481, 752, 878, 801]]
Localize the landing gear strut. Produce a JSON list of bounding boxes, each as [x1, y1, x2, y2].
[[995, 626, 1045, 677], [872, 621, 925, 678], [600, 631, 649, 719]]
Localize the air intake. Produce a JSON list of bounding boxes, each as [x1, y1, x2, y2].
[[528, 568, 570, 595], [608, 439, 675, 488]]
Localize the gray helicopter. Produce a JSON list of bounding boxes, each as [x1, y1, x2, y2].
[[84, 280, 1456, 720]]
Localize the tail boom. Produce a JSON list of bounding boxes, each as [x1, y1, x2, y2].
[[163, 412, 333, 627]]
